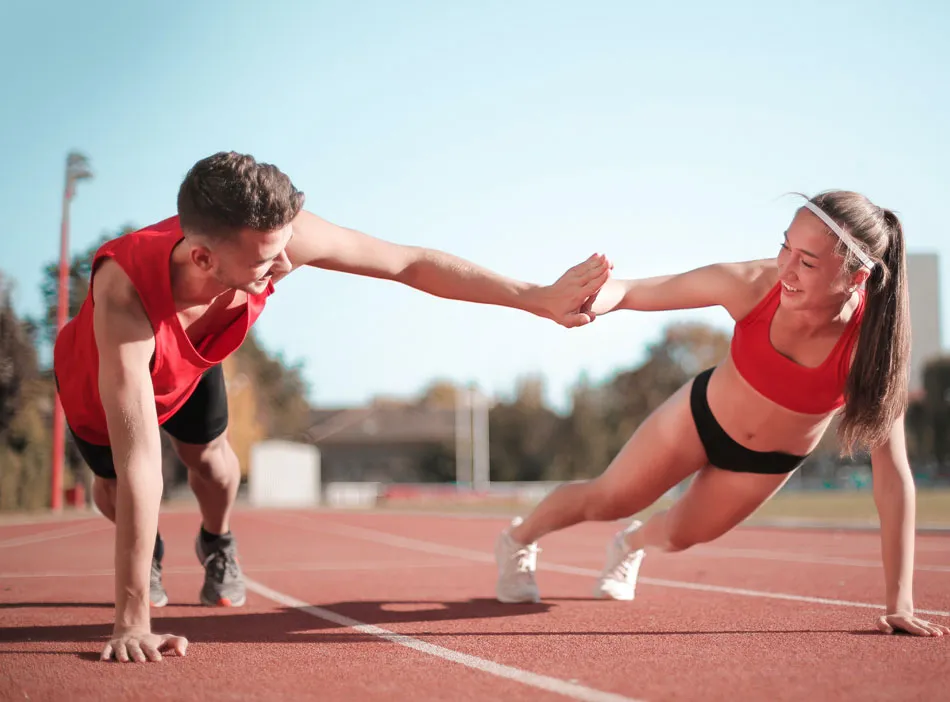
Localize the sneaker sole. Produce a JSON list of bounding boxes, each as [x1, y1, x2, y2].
[[593, 584, 635, 601], [151, 593, 169, 608], [200, 592, 247, 607], [496, 594, 542, 604], [496, 586, 541, 604]]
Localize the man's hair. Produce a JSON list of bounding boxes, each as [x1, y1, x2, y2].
[[177, 151, 305, 240]]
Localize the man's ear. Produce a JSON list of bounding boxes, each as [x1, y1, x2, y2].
[[190, 242, 216, 273]]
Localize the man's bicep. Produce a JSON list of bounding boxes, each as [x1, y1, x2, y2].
[[287, 210, 416, 279]]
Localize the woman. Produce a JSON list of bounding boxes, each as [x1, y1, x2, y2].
[[495, 190, 948, 637]]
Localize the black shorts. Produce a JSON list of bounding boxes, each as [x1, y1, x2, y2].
[[690, 367, 807, 475], [66, 365, 229, 481]]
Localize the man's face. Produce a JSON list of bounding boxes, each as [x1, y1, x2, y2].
[[197, 225, 294, 295]]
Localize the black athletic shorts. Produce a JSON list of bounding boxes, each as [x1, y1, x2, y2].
[[690, 367, 808, 475], [65, 364, 229, 480]]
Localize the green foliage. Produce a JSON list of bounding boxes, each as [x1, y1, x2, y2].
[[232, 330, 312, 440], [486, 322, 732, 482], [907, 356, 950, 476], [36, 227, 134, 346], [489, 376, 561, 482], [0, 275, 53, 511], [417, 442, 456, 483]]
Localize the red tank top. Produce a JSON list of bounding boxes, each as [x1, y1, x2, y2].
[[53, 216, 274, 445], [729, 282, 865, 414]]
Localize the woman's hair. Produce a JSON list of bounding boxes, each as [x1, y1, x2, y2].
[[805, 190, 911, 454]]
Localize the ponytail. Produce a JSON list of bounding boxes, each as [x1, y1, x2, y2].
[[838, 210, 911, 453]]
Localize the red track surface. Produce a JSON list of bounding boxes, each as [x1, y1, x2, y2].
[[1, 508, 947, 701]]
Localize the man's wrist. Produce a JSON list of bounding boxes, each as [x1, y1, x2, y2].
[[515, 283, 550, 318], [115, 592, 151, 633]]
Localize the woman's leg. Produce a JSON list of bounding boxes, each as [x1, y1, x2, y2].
[[595, 464, 793, 600], [496, 379, 709, 603], [510, 379, 708, 545], [630, 464, 792, 552]]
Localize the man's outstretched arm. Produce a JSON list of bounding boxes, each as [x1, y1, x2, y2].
[[285, 210, 611, 328], [93, 260, 188, 662]]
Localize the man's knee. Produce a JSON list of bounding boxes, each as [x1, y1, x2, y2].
[[176, 434, 237, 483], [92, 476, 117, 520]]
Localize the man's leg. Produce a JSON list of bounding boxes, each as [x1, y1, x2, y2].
[[172, 434, 241, 538], [161, 365, 246, 607]]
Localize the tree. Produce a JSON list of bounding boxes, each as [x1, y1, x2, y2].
[[0, 275, 35, 436], [548, 372, 612, 480], [231, 330, 312, 442], [0, 274, 53, 511], [36, 226, 135, 346], [416, 380, 460, 409], [489, 375, 562, 482], [601, 322, 730, 456], [921, 356, 950, 476]]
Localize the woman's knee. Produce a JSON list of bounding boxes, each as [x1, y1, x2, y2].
[[663, 529, 698, 553], [581, 483, 632, 522]]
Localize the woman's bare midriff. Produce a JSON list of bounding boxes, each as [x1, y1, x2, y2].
[[704, 353, 838, 456]]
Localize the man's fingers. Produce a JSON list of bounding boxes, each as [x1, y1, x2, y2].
[[562, 312, 594, 328], [128, 641, 147, 663], [935, 623, 950, 635], [115, 643, 130, 663], [566, 254, 606, 282], [142, 642, 164, 662], [580, 268, 610, 296], [160, 634, 189, 657], [100, 643, 114, 662]]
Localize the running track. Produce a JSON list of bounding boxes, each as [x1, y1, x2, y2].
[[1, 508, 947, 701]]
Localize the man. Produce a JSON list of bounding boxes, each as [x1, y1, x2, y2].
[[53, 151, 612, 663]]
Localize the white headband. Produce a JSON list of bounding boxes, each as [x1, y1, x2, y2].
[[801, 200, 875, 270]]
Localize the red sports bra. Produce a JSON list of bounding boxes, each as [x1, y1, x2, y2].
[[729, 282, 865, 414]]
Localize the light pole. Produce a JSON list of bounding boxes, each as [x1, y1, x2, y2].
[[50, 151, 92, 511]]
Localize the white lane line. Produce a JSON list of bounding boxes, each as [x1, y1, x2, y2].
[[245, 578, 643, 702], [0, 514, 98, 527], [0, 561, 476, 580], [0, 522, 111, 549], [687, 546, 950, 573], [319, 523, 950, 618]]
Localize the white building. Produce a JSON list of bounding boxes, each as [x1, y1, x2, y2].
[[906, 252, 942, 395]]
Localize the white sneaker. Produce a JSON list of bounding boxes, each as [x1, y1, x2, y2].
[[594, 519, 645, 601], [495, 517, 541, 603]]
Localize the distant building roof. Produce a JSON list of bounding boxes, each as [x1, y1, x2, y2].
[[305, 405, 455, 445]]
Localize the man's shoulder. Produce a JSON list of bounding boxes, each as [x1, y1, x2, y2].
[[97, 216, 182, 253], [92, 258, 143, 311]]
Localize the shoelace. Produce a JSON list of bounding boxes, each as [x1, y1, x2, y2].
[[203, 548, 240, 583], [609, 542, 639, 582], [512, 544, 540, 574]]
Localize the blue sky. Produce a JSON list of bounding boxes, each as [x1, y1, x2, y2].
[[1, 0, 947, 412]]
